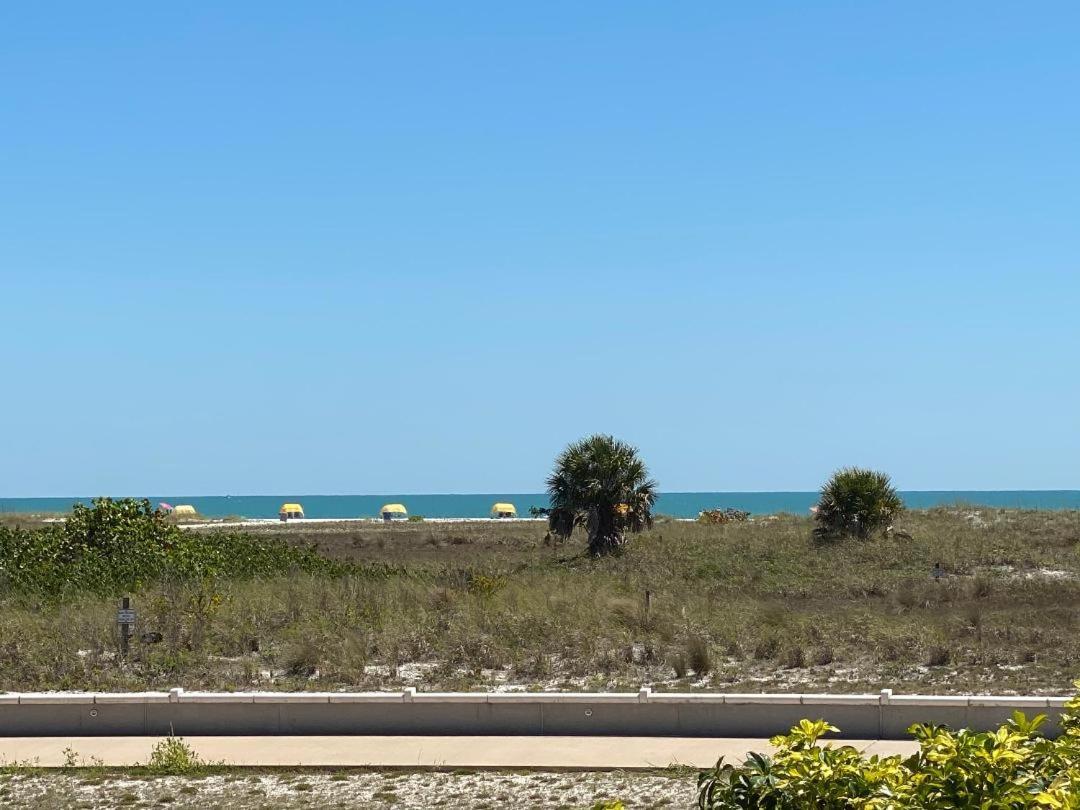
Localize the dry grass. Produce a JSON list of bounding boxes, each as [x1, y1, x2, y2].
[[0, 512, 63, 529], [1, 508, 1079, 694], [224, 519, 551, 566]]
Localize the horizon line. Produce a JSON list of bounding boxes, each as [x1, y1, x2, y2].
[[3, 488, 1080, 500]]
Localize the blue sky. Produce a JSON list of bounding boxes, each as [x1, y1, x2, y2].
[[2, 2, 1079, 496]]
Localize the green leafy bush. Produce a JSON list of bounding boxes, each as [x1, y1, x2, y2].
[[146, 736, 208, 775], [698, 688, 1080, 808], [0, 498, 340, 598], [814, 467, 903, 540]]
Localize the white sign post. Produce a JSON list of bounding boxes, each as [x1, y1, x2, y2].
[[117, 597, 135, 657]]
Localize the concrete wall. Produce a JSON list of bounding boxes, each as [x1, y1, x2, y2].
[[0, 689, 1068, 739]]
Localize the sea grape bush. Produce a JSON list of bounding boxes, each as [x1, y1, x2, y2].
[[0, 498, 337, 598], [697, 508, 751, 525], [697, 687, 1080, 809]]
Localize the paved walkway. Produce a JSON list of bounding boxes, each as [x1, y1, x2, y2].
[[0, 736, 918, 769]]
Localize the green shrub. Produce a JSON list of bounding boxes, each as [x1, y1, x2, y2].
[[814, 467, 903, 540], [779, 645, 806, 669], [697, 688, 1080, 808], [687, 636, 712, 675], [0, 498, 340, 599], [466, 573, 507, 599], [146, 736, 207, 775]]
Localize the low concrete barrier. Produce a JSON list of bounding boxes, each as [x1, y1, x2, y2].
[[0, 689, 1068, 738]]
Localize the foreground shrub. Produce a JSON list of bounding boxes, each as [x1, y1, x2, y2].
[[697, 688, 1080, 808], [814, 467, 903, 540], [146, 736, 208, 775], [0, 498, 339, 598]]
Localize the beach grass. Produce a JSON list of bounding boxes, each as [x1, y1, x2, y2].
[[0, 507, 1078, 694], [0, 512, 64, 529]]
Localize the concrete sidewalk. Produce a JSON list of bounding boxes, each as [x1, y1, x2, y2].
[[0, 736, 918, 769]]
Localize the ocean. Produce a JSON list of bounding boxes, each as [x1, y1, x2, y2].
[[2, 491, 1079, 519]]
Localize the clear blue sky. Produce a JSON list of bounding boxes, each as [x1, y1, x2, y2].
[[2, 2, 1078, 496]]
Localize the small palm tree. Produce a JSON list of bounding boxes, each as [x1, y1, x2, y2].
[[547, 434, 658, 556], [814, 467, 903, 540]]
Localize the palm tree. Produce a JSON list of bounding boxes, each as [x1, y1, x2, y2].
[[546, 434, 658, 556], [814, 467, 903, 540]]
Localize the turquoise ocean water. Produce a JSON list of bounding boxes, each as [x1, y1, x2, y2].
[[2, 491, 1079, 519]]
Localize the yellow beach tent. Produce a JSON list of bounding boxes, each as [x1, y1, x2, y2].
[[173, 504, 197, 517], [380, 503, 408, 520], [279, 503, 305, 520], [491, 503, 517, 518]]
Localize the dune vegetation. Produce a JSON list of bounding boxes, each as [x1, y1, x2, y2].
[[0, 500, 1079, 694]]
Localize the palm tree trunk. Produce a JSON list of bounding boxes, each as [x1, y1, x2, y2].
[[587, 508, 624, 556]]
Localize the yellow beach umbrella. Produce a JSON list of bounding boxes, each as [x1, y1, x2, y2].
[[491, 502, 517, 518], [279, 503, 305, 519]]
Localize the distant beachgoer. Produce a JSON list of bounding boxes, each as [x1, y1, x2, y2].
[[932, 562, 945, 580]]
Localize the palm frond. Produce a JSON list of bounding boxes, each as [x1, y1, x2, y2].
[[814, 467, 903, 540]]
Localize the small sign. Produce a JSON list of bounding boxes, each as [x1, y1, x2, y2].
[[117, 608, 136, 624]]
